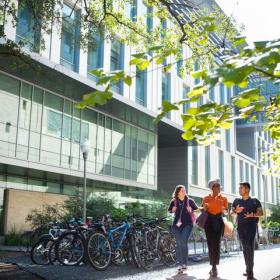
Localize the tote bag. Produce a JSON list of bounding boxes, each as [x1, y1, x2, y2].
[[195, 210, 208, 229]]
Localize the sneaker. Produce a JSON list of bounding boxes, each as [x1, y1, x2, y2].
[[178, 266, 183, 273], [182, 264, 187, 270], [209, 268, 218, 277], [243, 272, 248, 276]]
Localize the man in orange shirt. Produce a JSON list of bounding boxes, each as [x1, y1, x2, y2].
[[202, 179, 228, 277]]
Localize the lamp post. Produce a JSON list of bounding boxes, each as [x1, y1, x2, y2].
[[80, 139, 90, 224]]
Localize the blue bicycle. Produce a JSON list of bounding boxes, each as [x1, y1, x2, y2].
[[86, 220, 136, 270]]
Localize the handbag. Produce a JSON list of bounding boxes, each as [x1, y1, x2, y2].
[[196, 210, 208, 229], [223, 217, 234, 239], [187, 198, 196, 224]]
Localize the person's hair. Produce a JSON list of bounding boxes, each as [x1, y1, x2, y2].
[[172, 185, 185, 199], [240, 182, 251, 190], [208, 179, 221, 189]]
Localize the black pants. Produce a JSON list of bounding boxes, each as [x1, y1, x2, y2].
[[238, 222, 257, 275], [205, 214, 224, 266]]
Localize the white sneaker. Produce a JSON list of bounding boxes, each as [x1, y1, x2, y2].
[[182, 264, 187, 270], [178, 266, 183, 273]]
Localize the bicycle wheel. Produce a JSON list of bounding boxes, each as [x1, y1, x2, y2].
[[55, 232, 85, 266], [133, 234, 154, 270], [159, 235, 176, 266], [128, 234, 141, 268], [30, 238, 54, 265], [86, 232, 112, 271], [48, 241, 57, 265]]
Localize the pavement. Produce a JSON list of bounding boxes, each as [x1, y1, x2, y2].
[[0, 245, 279, 280]]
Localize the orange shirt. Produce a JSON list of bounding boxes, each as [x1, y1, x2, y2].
[[202, 193, 228, 215]]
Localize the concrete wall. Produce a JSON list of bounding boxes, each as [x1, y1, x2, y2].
[[158, 146, 188, 196], [3, 189, 69, 234]]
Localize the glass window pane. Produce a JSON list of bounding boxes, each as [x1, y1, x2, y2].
[[0, 73, 20, 95]]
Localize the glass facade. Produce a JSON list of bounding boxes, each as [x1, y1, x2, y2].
[[87, 29, 104, 79], [240, 160, 244, 182], [182, 85, 190, 113], [0, 71, 156, 186], [188, 146, 198, 185], [219, 150, 224, 189], [225, 130, 230, 152], [209, 87, 215, 101], [231, 156, 236, 194], [16, 2, 41, 51], [110, 40, 124, 94], [219, 83, 225, 104], [136, 69, 147, 106], [162, 72, 171, 118], [251, 165, 255, 196], [60, 4, 80, 71], [205, 146, 210, 186]]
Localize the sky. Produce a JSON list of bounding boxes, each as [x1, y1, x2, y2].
[[215, 0, 280, 44]]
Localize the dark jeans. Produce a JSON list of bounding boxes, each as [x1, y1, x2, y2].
[[237, 222, 257, 275], [172, 224, 193, 266], [205, 214, 224, 266]]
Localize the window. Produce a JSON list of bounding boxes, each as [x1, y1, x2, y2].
[[161, 19, 167, 38], [257, 169, 262, 200], [271, 177, 275, 203], [194, 61, 200, 85], [136, 69, 147, 106], [225, 130, 230, 152], [219, 83, 225, 104], [16, 2, 41, 51], [146, 5, 153, 33], [231, 156, 236, 193], [176, 49, 183, 77], [209, 87, 215, 101], [162, 72, 171, 118], [251, 166, 255, 196], [245, 163, 249, 181], [226, 87, 231, 104], [60, 4, 80, 72], [182, 85, 190, 113], [47, 110, 62, 137], [87, 29, 104, 77], [110, 40, 124, 94], [205, 146, 211, 186], [189, 146, 198, 185], [219, 150, 224, 189], [240, 160, 244, 181], [130, 0, 137, 22]]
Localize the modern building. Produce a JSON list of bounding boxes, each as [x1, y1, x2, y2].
[[0, 0, 279, 234]]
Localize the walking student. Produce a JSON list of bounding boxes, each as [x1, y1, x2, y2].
[[232, 182, 263, 280], [168, 185, 198, 273], [202, 179, 228, 277]]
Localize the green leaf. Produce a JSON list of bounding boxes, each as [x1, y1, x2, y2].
[[124, 76, 132, 86], [187, 108, 199, 115], [250, 116, 257, 122], [182, 131, 194, 141], [188, 86, 205, 99], [183, 118, 196, 131], [191, 69, 207, 79], [163, 64, 172, 72], [89, 69, 103, 77], [233, 36, 246, 47], [235, 97, 251, 108], [131, 52, 147, 59], [96, 76, 113, 85], [148, 45, 163, 52], [219, 122, 232, 129]]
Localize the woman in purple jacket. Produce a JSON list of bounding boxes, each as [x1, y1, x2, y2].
[[168, 185, 198, 273]]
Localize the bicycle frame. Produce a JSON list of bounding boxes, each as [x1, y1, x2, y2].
[[107, 221, 130, 251]]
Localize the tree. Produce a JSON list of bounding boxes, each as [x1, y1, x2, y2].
[[5, 1, 280, 174]]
